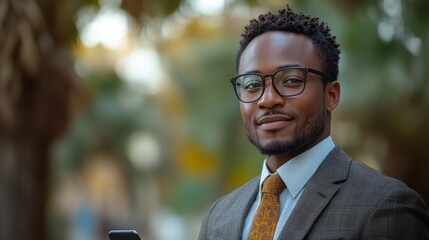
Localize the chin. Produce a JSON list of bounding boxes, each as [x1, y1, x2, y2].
[[259, 138, 290, 147], [255, 139, 297, 156]]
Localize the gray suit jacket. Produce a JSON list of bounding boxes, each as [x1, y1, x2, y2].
[[198, 147, 429, 239]]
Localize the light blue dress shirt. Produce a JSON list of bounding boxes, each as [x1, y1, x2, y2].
[[242, 136, 335, 240]]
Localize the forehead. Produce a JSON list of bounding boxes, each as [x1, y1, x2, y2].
[[238, 31, 321, 73]]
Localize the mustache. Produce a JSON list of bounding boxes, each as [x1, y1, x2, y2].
[[254, 110, 297, 124]]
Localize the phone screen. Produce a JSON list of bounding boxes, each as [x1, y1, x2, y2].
[[108, 230, 142, 240]]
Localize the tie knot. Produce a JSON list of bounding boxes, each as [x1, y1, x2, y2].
[[262, 174, 285, 195]]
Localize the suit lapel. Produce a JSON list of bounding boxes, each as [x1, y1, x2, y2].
[[221, 177, 259, 239], [278, 147, 352, 240]]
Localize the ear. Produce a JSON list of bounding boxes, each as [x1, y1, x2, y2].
[[325, 81, 340, 112]]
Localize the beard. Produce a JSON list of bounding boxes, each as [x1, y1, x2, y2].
[[245, 104, 327, 156]]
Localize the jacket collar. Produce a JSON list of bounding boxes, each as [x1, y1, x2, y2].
[[277, 146, 352, 240]]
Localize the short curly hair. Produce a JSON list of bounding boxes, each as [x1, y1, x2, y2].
[[236, 6, 340, 82]]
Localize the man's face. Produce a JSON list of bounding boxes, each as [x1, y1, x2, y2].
[[238, 31, 336, 159]]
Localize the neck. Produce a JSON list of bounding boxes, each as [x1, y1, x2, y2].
[[265, 132, 330, 172]]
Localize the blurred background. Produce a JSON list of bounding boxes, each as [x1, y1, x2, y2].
[[1, 0, 428, 239]]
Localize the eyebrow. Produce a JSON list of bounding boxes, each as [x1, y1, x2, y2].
[[242, 64, 301, 74]]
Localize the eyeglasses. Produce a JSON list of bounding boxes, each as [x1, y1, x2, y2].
[[230, 67, 332, 103]]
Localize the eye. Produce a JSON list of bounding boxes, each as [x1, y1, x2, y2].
[[244, 80, 262, 90], [239, 75, 263, 92], [275, 70, 305, 88], [282, 77, 304, 85], [278, 77, 304, 90]]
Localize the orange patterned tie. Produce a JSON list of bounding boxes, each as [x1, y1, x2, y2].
[[248, 174, 286, 240]]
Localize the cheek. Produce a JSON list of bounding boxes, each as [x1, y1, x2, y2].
[[239, 103, 253, 124], [299, 84, 326, 110], [291, 96, 325, 122]]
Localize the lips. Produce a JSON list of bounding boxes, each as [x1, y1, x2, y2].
[[257, 114, 295, 130]]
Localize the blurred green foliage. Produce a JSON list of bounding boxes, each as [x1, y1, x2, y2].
[[53, 0, 429, 223]]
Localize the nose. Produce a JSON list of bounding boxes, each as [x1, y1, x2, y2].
[[257, 80, 286, 109]]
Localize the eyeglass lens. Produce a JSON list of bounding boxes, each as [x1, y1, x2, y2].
[[233, 68, 306, 102]]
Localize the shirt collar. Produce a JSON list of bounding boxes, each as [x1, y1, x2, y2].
[[259, 136, 335, 198]]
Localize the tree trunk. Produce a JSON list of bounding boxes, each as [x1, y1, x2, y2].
[[0, 0, 81, 239], [0, 137, 49, 240]]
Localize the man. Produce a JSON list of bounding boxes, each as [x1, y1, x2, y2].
[[198, 6, 429, 240]]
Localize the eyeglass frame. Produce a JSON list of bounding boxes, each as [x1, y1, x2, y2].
[[229, 66, 334, 103]]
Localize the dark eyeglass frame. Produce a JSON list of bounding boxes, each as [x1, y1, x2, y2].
[[230, 67, 333, 103]]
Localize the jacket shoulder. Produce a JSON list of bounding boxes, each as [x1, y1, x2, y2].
[[198, 177, 259, 240], [210, 176, 259, 210]]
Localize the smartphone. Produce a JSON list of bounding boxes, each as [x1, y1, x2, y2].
[[108, 230, 142, 240]]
